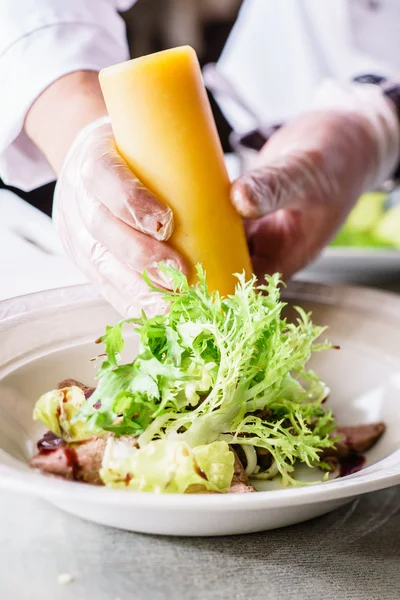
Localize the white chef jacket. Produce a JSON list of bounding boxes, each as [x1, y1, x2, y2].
[[0, 0, 134, 191], [1, 0, 400, 191], [216, 0, 400, 132]]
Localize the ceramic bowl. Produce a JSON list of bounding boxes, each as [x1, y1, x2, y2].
[[1, 282, 400, 536]]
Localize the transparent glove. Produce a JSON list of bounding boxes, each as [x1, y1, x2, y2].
[[231, 82, 400, 279], [54, 117, 186, 317]]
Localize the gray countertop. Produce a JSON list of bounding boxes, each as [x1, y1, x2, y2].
[[1, 486, 400, 600]]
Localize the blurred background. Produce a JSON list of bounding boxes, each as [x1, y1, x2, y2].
[[0, 0, 242, 217]]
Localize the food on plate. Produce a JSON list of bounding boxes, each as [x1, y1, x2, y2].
[[330, 191, 400, 249], [30, 265, 385, 493]]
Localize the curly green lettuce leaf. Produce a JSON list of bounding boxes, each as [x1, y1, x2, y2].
[[76, 265, 337, 485], [98, 323, 125, 368], [100, 438, 234, 493], [33, 386, 104, 442]]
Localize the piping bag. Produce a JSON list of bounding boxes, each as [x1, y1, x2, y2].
[[99, 45, 252, 296]]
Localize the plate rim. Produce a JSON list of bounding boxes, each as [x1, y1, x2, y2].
[[322, 248, 400, 258], [1, 278, 400, 323]]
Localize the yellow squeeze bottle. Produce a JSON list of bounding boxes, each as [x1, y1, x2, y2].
[[99, 46, 252, 295]]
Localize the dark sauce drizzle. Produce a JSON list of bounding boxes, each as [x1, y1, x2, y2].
[[340, 454, 366, 478]]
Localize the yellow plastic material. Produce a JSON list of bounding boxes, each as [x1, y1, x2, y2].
[[99, 46, 252, 295]]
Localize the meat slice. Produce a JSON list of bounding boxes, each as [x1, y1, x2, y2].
[[30, 378, 101, 481], [30, 437, 107, 485], [30, 446, 77, 481], [337, 423, 385, 454], [323, 422, 385, 461], [228, 451, 256, 494], [31, 435, 139, 485], [72, 437, 108, 484], [57, 379, 95, 399]]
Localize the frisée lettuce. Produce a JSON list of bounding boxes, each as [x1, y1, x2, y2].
[[67, 265, 338, 486]]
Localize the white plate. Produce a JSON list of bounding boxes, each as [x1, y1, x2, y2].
[[1, 283, 400, 536], [303, 247, 400, 285]]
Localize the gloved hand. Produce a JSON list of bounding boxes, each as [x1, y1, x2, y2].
[[54, 117, 187, 317], [231, 82, 400, 279]]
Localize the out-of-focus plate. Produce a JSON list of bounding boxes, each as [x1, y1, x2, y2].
[[0, 282, 400, 537], [302, 248, 400, 285]]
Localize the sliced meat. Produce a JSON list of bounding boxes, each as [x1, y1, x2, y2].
[[323, 422, 385, 461], [31, 435, 138, 485], [228, 451, 256, 494], [30, 446, 78, 481], [337, 423, 385, 454], [57, 379, 95, 399], [30, 437, 107, 485], [31, 436, 107, 485], [72, 437, 108, 484]]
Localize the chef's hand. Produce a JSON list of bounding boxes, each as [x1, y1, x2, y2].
[[25, 71, 185, 317], [231, 83, 400, 280]]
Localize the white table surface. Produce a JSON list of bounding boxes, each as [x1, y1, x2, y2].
[[2, 188, 400, 600], [0, 189, 86, 301], [1, 485, 400, 600]]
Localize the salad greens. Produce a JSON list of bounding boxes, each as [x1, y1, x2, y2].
[[62, 264, 337, 487], [100, 438, 234, 493], [33, 387, 103, 443]]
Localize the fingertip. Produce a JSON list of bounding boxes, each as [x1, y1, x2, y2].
[[173, 253, 190, 277], [146, 255, 188, 290], [231, 177, 264, 219], [125, 185, 174, 241], [85, 149, 175, 240], [126, 297, 169, 319]]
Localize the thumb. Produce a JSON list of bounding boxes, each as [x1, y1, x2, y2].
[[73, 120, 174, 242], [231, 150, 326, 220]]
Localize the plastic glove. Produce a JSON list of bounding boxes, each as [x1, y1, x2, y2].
[[231, 82, 400, 279], [54, 117, 186, 317]]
